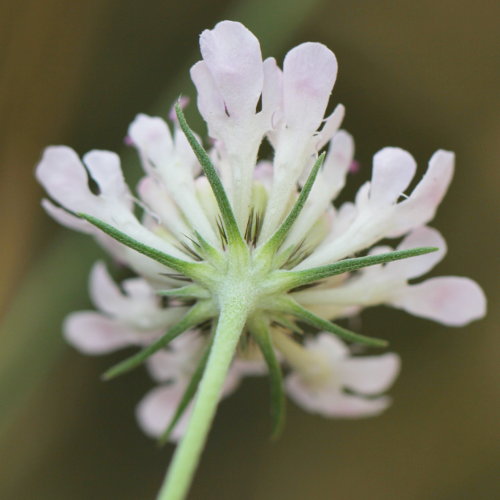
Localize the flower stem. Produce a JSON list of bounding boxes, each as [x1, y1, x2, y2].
[[156, 297, 249, 500]]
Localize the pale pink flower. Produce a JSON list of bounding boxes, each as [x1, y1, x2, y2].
[[36, 20, 486, 443]]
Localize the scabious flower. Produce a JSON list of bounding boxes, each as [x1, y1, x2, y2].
[[35, 20, 486, 500]]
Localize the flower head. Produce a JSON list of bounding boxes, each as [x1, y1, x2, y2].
[[35, 20, 486, 500]]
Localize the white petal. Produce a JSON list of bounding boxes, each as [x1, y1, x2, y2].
[[262, 57, 283, 124], [317, 393, 391, 418], [146, 350, 182, 382], [305, 332, 349, 361], [370, 148, 417, 205], [387, 226, 447, 279], [283, 42, 337, 131], [286, 373, 390, 418], [41, 199, 93, 233], [321, 130, 354, 198], [137, 177, 190, 238], [200, 21, 263, 118], [190, 60, 226, 125], [341, 353, 401, 395], [36, 146, 95, 213], [389, 150, 454, 236], [63, 311, 134, 354], [135, 384, 190, 441], [391, 276, 487, 326], [89, 262, 128, 316], [128, 114, 173, 172], [83, 150, 130, 201], [316, 104, 345, 150]]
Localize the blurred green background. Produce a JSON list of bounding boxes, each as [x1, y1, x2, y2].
[[0, 0, 498, 498]]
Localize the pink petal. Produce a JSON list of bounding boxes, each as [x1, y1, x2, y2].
[[63, 311, 134, 354], [389, 150, 454, 236], [391, 276, 487, 326], [388, 226, 447, 279], [199, 21, 263, 119], [341, 353, 401, 395], [370, 148, 417, 205], [35, 146, 95, 213], [283, 42, 337, 131]]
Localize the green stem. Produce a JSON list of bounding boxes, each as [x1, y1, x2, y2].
[[156, 298, 249, 500]]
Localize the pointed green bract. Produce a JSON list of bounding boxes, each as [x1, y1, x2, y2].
[[280, 298, 388, 347], [274, 247, 438, 291], [158, 334, 214, 445], [157, 284, 210, 299], [249, 317, 286, 439], [78, 213, 213, 284], [102, 301, 214, 380], [194, 231, 224, 266], [258, 153, 325, 257], [270, 313, 303, 334], [175, 104, 245, 248]]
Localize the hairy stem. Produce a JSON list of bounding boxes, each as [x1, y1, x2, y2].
[[156, 297, 249, 500]]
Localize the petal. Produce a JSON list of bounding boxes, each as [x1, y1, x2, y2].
[[135, 384, 190, 442], [341, 353, 401, 395], [35, 146, 95, 213], [137, 177, 190, 237], [316, 393, 391, 418], [83, 150, 130, 201], [370, 148, 417, 205], [283, 42, 337, 131], [199, 21, 263, 118], [190, 60, 226, 125], [285, 373, 390, 417], [387, 226, 447, 279], [391, 276, 487, 326], [262, 57, 283, 123], [63, 311, 134, 354], [389, 150, 454, 236], [305, 332, 349, 361], [316, 104, 345, 150], [89, 262, 128, 316], [146, 350, 181, 382], [321, 130, 354, 198], [128, 114, 173, 172], [41, 198, 93, 233]]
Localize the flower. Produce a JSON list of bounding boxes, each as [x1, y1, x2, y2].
[[35, 19, 486, 500]]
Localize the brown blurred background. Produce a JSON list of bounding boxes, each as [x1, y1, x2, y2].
[[0, 0, 498, 499]]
